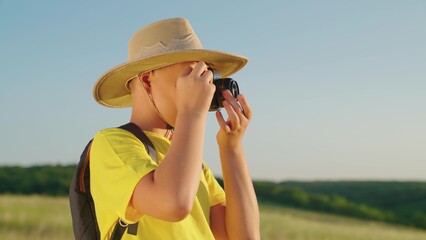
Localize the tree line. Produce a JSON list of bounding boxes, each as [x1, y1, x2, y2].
[[0, 165, 74, 195], [1, 165, 425, 230], [249, 180, 426, 229]]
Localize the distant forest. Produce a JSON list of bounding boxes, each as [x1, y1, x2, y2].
[[1, 165, 425, 230]]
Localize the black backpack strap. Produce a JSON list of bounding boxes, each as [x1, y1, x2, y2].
[[110, 223, 126, 240], [119, 122, 158, 163], [110, 220, 139, 240], [107, 122, 157, 240]]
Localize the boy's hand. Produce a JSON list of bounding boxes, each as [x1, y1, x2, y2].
[[216, 90, 253, 149], [176, 62, 215, 117]]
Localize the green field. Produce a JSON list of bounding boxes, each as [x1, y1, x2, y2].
[[1, 195, 426, 240]]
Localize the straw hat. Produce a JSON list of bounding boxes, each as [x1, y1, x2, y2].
[[93, 18, 248, 108]]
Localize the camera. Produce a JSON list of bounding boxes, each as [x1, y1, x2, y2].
[[209, 68, 240, 111]]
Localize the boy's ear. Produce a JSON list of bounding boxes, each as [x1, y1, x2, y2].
[[139, 72, 151, 91]]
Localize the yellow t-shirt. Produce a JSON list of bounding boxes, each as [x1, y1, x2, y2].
[[90, 128, 226, 240]]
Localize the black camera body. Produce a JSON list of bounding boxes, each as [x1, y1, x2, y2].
[[209, 69, 240, 111]]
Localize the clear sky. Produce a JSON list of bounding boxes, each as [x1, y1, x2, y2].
[[1, 0, 425, 181]]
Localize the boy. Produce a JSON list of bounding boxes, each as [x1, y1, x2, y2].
[[91, 18, 259, 239]]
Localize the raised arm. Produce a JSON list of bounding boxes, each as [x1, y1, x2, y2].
[[211, 90, 260, 239], [131, 62, 216, 221]]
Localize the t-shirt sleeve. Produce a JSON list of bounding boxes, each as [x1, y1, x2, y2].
[[202, 163, 226, 207], [90, 128, 157, 223]]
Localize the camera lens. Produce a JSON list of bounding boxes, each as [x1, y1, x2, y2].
[[208, 68, 240, 111], [209, 77, 240, 111], [230, 81, 239, 98]]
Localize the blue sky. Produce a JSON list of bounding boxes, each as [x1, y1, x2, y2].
[[1, 0, 425, 181]]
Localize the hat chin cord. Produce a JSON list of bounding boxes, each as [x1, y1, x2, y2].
[[141, 81, 174, 138]]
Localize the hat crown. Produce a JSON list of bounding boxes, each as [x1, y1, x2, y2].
[[128, 18, 203, 60]]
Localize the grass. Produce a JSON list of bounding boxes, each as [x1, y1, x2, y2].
[[260, 204, 426, 240], [0, 194, 73, 240], [1, 195, 426, 240]]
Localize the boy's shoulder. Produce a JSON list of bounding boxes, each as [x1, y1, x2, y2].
[[92, 127, 138, 145], [93, 127, 170, 152], [95, 127, 168, 141], [95, 127, 129, 136]]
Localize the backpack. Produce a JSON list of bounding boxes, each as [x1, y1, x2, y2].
[[69, 123, 157, 240]]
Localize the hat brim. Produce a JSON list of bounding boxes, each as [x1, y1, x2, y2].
[[93, 49, 248, 108]]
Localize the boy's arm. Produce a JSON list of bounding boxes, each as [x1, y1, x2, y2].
[[131, 62, 215, 222], [211, 91, 260, 240], [131, 114, 207, 221]]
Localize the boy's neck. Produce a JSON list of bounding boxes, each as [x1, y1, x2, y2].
[[130, 112, 169, 137]]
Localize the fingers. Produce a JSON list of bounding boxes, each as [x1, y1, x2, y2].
[[222, 90, 242, 113], [192, 61, 207, 75], [180, 65, 193, 77], [215, 110, 231, 133], [237, 94, 252, 120], [192, 62, 212, 81], [181, 62, 213, 85], [218, 90, 253, 132], [223, 100, 240, 131], [223, 90, 251, 120]]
